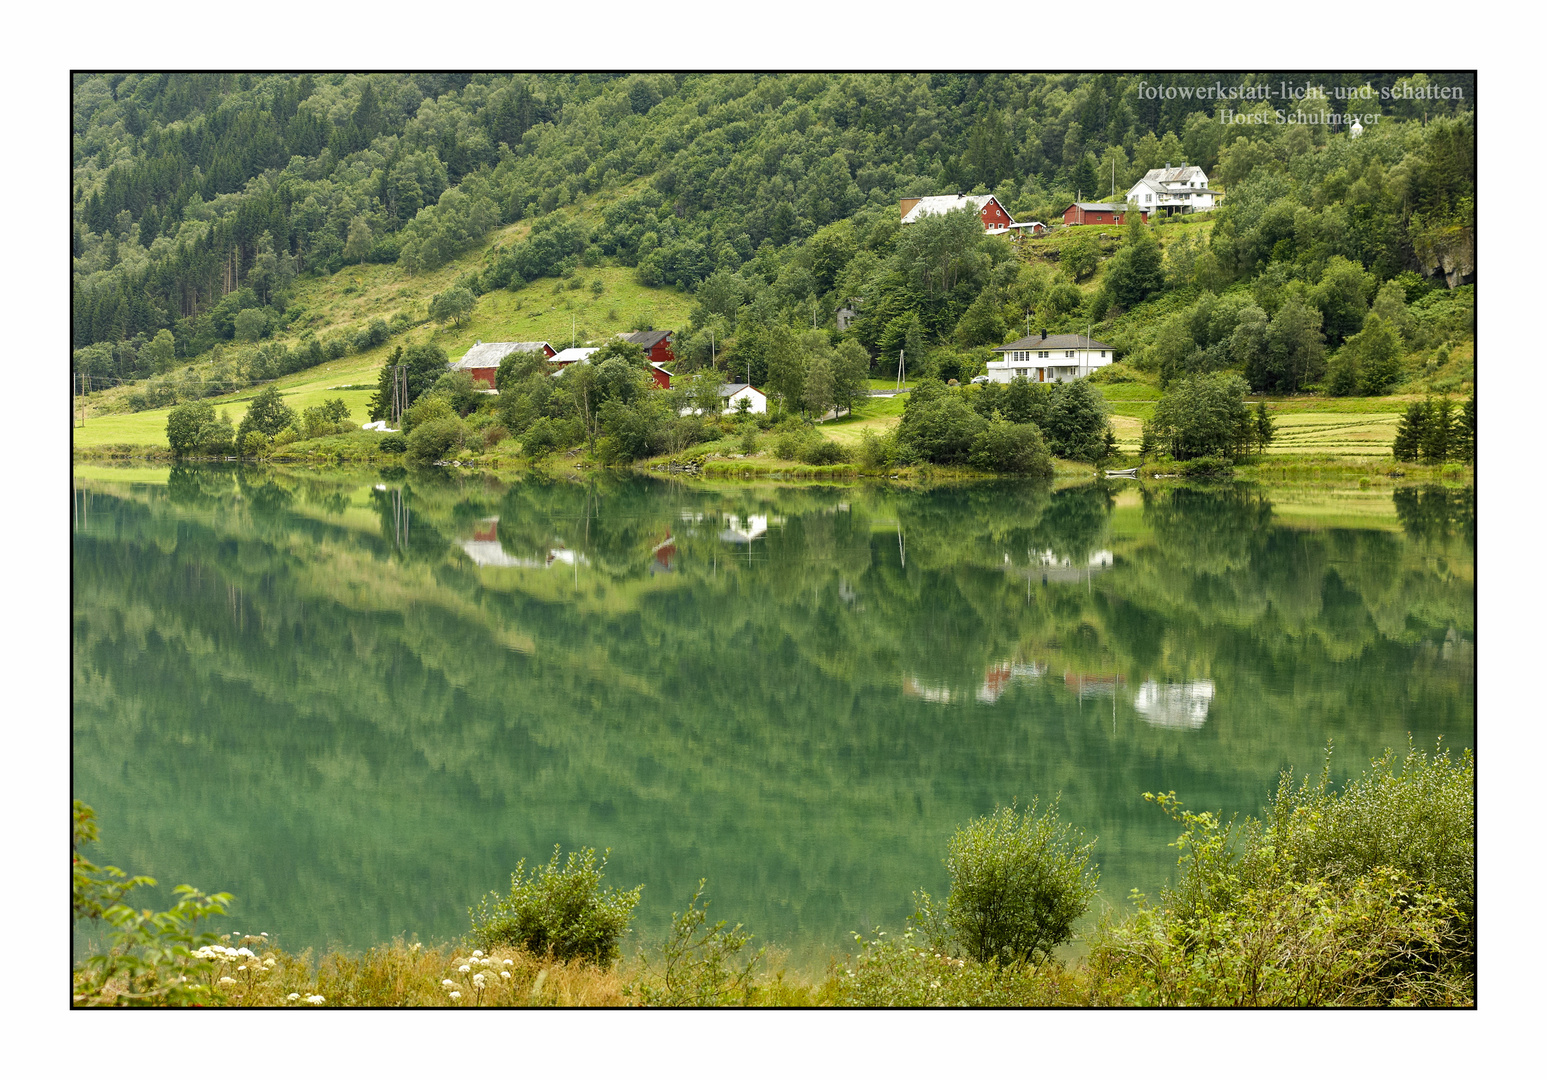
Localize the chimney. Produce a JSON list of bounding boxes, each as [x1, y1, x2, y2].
[[1164, 161, 1170, 169], [1040, 329, 1047, 340]]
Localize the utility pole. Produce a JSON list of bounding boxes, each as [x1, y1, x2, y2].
[[897, 349, 905, 391]]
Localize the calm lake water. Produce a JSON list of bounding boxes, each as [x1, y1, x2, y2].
[[72, 466, 1473, 967]]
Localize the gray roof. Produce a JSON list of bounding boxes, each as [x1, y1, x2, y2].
[[994, 334, 1114, 352], [1069, 202, 1127, 212], [719, 382, 764, 396], [1140, 164, 1208, 186], [623, 329, 672, 348], [451, 341, 553, 370]]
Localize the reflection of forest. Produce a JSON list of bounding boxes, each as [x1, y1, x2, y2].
[[72, 467, 1474, 960]]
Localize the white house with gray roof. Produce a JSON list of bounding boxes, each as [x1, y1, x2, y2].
[[987, 332, 1116, 384], [1125, 164, 1218, 216]]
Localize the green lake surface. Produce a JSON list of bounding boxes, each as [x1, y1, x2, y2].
[[71, 465, 1473, 969]]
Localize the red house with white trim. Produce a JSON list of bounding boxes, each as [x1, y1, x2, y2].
[[900, 193, 1015, 232], [1061, 203, 1148, 227], [623, 329, 675, 368], [450, 341, 556, 388]]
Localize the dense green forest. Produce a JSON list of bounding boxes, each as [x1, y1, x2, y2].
[[72, 72, 1474, 404]]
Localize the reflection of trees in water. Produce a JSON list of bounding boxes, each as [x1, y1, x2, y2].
[[72, 469, 1475, 955], [1141, 485, 1274, 574], [1393, 485, 1474, 548]]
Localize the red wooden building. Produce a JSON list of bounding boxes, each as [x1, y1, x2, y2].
[[450, 341, 556, 388], [623, 329, 675, 368], [900, 193, 1015, 232], [1061, 202, 1148, 227]]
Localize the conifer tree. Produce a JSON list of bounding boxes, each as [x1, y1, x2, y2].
[[1392, 400, 1426, 462], [1419, 396, 1454, 464]]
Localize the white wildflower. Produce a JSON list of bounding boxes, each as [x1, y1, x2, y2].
[[502, 958, 513, 967], [449, 990, 461, 1001], [219, 976, 236, 986], [500, 971, 512, 980], [236, 947, 255, 957], [471, 950, 483, 958], [458, 964, 471, 974], [306, 994, 325, 1005], [288, 993, 300, 1001], [442, 979, 456, 988]]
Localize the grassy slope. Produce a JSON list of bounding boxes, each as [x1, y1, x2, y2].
[[74, 205, 1466, 466], [73, 252, 696, 448]]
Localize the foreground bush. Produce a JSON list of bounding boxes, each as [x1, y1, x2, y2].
[[914, 800, 1098, 966], [1084, 741, 1475, 1006], [469, 846, 642, 964]]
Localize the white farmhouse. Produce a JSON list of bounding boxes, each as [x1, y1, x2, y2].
[[718, 383, 767, 414], [987, 332, 1115, 384], [1125, 163, 1219, 216]]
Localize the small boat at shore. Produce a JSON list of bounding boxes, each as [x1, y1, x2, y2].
[[1104, 467, 1138, 478]]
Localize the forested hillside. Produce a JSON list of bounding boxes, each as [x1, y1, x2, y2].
[[72, 71, 1474, 403]]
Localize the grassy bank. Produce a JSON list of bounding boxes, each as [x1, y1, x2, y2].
[[74, 743, 1473, 1008]]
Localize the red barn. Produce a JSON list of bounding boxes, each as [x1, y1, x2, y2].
[[450, 341, 556, 388], [1061, 202, 1148, 227], [623, 329, 675, 368], [900, 193, 1015, 232]]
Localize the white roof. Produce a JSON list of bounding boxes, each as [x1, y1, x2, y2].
[[902, 194, 998, 223], [551, 347, 599, 365]]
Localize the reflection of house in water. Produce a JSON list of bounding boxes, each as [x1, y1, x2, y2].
[[1004, 550, 1114, 584], [904, 660, 1048, 705], [1063, 671, 1125, 699], [903, 676, 955, 704], [1133, 680, 1216, 729], [650, 535, 677, 574], [458, 518, 587, 570], [719, 514, 772, 544]]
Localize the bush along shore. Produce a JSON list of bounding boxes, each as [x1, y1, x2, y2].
[[72, 740, 1473, 1007]]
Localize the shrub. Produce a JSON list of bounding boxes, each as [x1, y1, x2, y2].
[[429, 370, 481, 416], [1178, 455, 1233, 478], [239, 430, 272, 458], [968, 420, 1054, 476], [857, 430, 899, 470], [301, 397, 351, 439], [406, 416, 466, 464], [166, 400, 215, 456], [379, 432, 407, 454], [773, 429, 808, 461], [482, 424, 509, 449], [236, 384, 297, 443], [522, 417, 561, 459], [630, 880, 764, 1006], [914, 800, 1099, 966], [469, 846, 642, 965], [401, 394, 455, 435], [737, 424, 759, 455], [72, 802, 234, 1007], [796, 436, 850, 465]]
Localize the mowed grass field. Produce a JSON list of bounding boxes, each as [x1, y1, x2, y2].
[[72, 260, 697, 449]]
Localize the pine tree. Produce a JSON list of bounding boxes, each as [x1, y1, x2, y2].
[[1452, 390, 1475, 463], [1392, 401, 1426, 462], [1253, 401, 1277, 454], [1419, 396, 1454, 464]]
